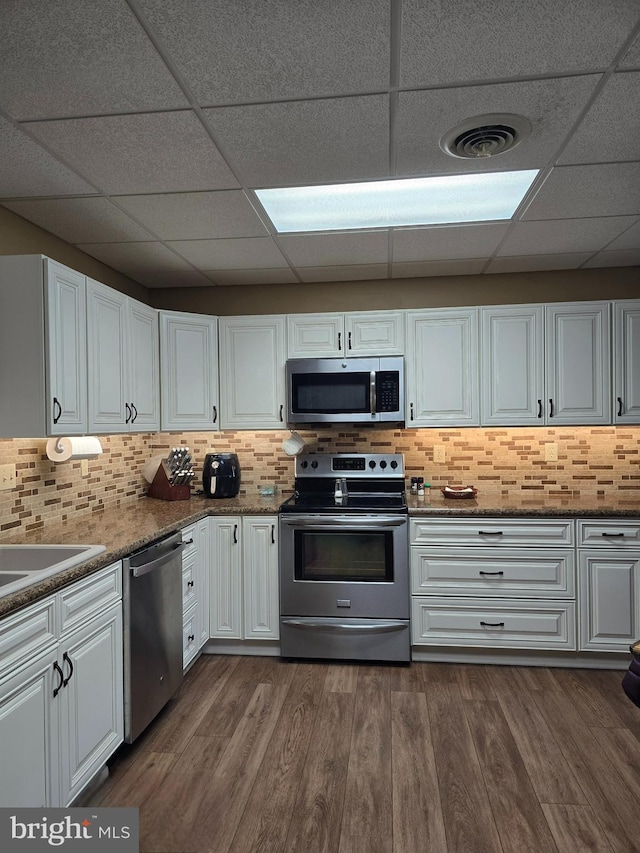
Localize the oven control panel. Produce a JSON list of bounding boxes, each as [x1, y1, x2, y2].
[[295, 452, 404, 478]]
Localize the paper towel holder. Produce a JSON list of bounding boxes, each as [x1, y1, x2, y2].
[[46, 435, 103, 463]]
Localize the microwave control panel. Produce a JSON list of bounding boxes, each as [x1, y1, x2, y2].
[[376, 371, 401, 411]]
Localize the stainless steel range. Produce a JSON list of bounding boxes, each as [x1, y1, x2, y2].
[[279, 452, 410, 663]]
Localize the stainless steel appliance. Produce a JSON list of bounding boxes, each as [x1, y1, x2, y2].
[[122, 531, 184, 743], [202, 452, 241, 498], [279, 452, 410, 662], [286, 356, 404, 425]]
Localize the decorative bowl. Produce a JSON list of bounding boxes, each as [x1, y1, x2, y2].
[[441, 485, 478, 500]]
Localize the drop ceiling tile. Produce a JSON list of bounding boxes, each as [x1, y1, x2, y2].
[[134, 270, 215, 288], [24, 112, 238, 194], [620, 33, 640, 67], [486, 254, 592, 274], [0, 0, 187, 120], [298, 265, 388, 283], [136, 0, 390, 104], [400, 0, 639, 86], [76, 242, 194, 275], [393, 224, 509, 263], [497, 216, 640, 256], [559, 72, 640, 164], [112, 191, 269, 240], [167, 237, 288, 269], [0, 117, 95, 197], [396, 76, 600, 176], [583, 249, 640, 267], [522, 163, 640, 219], [392, 259, 487, 278], [205, 269, 299, 286], [606, 218, 640, 250], [203, 95, 389, 187], [2, 197, 155, 244], [278, 232, 389, 267]]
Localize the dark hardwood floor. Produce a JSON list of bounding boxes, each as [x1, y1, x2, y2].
[[89, 654, 640, 853]]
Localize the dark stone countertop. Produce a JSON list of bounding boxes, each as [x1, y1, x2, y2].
[[407, 490, 640, 517]]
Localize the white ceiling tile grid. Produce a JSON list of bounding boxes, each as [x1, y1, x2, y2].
[[0, 0, 638, 288]]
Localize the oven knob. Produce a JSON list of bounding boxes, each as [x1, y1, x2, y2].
[[390, 460, 398, 469], [300, 460, 308, 469], [380, 460, 387, 469], [368, 460, 376, 468], [311, 460, 318, 469]]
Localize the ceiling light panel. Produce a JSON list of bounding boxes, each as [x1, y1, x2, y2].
[[256, 171, 539, 233]]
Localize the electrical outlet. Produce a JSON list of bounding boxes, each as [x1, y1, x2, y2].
[[0, 463, 16, 491], [81, 459, 89, 477], [434, 445, 446, 464], [545, 443, 558, 462]]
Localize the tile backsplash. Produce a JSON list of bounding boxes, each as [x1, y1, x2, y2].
[[1, 425, 639, 535]]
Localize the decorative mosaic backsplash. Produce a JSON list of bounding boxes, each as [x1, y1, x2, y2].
[[1, 425, 638, 535]]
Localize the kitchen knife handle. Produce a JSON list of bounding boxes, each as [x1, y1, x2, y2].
[[537, 399, 542, 418], [212, 405, 217, 424], [617, 397, 623, 417], [549, 398, 554, 418], [52, 397, 62, 424]]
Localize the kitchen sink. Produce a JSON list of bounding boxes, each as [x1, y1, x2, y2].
[[0, 544, 107, 598]]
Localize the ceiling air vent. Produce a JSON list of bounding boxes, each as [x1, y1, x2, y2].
[[440, 114, 532, 159]]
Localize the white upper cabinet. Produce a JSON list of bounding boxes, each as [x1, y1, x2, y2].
[[287, 311, 404, 357], [0, 255, 87, 437], [614, 300, 640, 424], [219, 315, 286, 430], [87, 281, 159, 432], [406, 308, 479, 427], [545, 302, 611, 425], [481, 305, 545, 425], [160, 311, 219, 432]]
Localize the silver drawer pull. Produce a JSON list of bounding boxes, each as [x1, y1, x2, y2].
[[601, 532, 625, 538], [479, 570, 504, 576], [480, 621, 505, 628], [479, 530, 503, 536]]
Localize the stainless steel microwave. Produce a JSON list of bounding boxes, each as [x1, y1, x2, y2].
[[286, 356, 404, 425]]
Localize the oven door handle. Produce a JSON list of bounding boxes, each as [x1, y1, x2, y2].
[[281, 618, 407, 634], [280, 516, 407, 528]]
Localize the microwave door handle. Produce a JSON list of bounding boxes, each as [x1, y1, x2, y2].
[[370, 371, 376, 416]]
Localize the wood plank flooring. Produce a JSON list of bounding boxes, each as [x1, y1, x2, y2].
[[88, 655, 640, 853]]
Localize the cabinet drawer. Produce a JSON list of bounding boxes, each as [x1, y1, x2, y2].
[[0, 597, 56, 675], [181, 524, 197, 558], [182, 558, 197, 613], [578, 519, 640, 548], [58, 562, 122, 635], [411, 548, 575, 598], [410, 517, 574, 547], [183, 604, 199, 669], [411, 597, 576, 650]]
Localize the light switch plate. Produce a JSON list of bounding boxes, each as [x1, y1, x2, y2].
[[0, 463, 16, 491]]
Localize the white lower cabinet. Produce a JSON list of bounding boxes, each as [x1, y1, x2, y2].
[[410, 517, 577, 651], [578, 519, 640, 652], [181, 520, 211, 670], [0, 562, 123, 807], [209, 515, 279, 641]]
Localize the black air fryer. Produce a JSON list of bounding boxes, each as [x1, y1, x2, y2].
[[202, 453, 241, 498]]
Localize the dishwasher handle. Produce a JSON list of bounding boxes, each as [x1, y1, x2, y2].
[[130, 541, 184, 578]]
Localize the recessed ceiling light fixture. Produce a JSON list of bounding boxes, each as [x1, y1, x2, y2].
[[255, 169, 539, 233]]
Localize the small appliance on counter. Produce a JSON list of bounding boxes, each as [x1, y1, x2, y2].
[[203, 452, 241, 498]]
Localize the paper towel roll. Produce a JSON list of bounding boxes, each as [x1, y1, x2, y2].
[[46, 436, 103, 462]]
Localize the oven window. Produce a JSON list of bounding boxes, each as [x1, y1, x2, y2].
[[294, 530, 394, 582], [292, 372, 370, 414]]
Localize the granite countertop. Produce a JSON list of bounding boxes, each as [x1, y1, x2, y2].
[[1, 487, 638, 620]]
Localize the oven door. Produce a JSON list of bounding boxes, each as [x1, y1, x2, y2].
[[279, 514, 409, 619]]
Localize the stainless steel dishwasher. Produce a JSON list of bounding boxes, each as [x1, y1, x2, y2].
[[122, 531, 184, 743]]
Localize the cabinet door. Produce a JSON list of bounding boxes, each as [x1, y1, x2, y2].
[[481, 305, 544, 425], [219, 316, 286, 429], [614, 300, 640, 424], [128, 299, 160, 431], [287, 313, 345, 357], [210, 518, 242, 638], [406, 308, 479, 426], [58, 603, 124, 806], [0, 645, 59, 807], [546, 303, 611, 425], [345, 311, 404, 355], [87, 280, 128, 432], [44, 259, 87, 434], [242, 517, 279, 640], [579, 550, 640, 652], [160, 311, 219, 431]]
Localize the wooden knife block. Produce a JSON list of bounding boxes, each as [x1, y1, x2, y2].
[[147, 461, 191, 501]]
